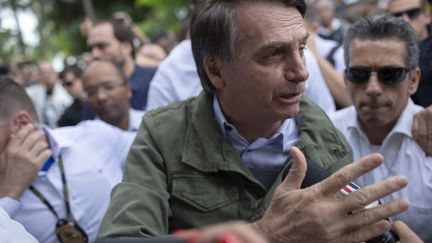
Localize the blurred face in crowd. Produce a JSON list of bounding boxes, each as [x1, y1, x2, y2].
[[388, 0, 431, 41], [38, 61, 58, 91], [87, 22, 131, 63], [346, 38, 420, 141], [208, 1, 308, 139], [315, 1, 335, 28], [62, 71, 85, 101], [83, 61, 131, 128]]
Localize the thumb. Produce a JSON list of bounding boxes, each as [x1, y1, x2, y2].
[[282, 146, 307, 191], [392, 221, 423, 243]]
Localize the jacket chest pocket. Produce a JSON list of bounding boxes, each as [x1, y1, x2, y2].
[[170, 174, 240, 230]]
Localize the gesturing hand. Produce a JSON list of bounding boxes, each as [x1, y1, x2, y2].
[[0, 124, 52, 200], [251, 146, 409, 243], [413, 106, 432, 155]]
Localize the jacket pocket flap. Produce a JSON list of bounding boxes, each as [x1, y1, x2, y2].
[[171, 175, 239, 212]]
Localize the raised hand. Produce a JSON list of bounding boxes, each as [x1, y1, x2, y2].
[[413, 106, 432, 155], [0, 124, 52, 200], [251, 146, 409, 243]]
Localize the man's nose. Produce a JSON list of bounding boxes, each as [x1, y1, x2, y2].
[[283, 51, 309, 83], [365, 73, 383, 96], [91, 48, 103, 59]]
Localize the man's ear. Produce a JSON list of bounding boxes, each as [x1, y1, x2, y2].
[[203, 56, 225, 91], [9, 111, 33, 133], [408, 67, 421, 95]]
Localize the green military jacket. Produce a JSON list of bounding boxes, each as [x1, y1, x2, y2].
[[98, 92, 352, 238]]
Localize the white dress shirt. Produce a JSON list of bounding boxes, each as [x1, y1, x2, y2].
[[330, 99, 432, 242], [26, 83, 73, 128], [95, 108, 144, 132], [0, 206, 38, 243], [146, 40, 336, 114], [0, 120, 135, 243], [314, 35, 346, 73], [129, 108, 145, 132]]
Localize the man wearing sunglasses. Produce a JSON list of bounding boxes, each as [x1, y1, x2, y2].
[[331, 14, 432, 242], [388, 0, 431, 42], [57, 65, 86, 127]]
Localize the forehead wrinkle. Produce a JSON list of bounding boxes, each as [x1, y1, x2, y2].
[[349, 39, 407, 67]]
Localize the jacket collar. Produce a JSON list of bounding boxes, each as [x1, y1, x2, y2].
[[181, 92, 337, 188], [181, 92, 258, 180]]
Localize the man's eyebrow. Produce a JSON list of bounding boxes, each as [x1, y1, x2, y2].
[[260, 33, 310, 52]]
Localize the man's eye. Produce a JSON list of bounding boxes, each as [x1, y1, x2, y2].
[[300, 46, 307, 52]]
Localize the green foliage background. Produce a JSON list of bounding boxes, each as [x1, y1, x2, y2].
[[0, 0, 191, 64]]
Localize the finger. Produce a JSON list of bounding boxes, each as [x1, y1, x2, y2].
[[33, 145, 52, 168], [392, 221, 423, 243], [30, 140, 49, 157], [20, 129, 45, 151], [340, 175, 408, 213], [173, 229, 200, 243], [281, 146, 307, 191], [340, 220, 391, 243], [315, 153, 383, 195], [195, 223, 267, 243], [9, 124, 35, 147], [341, 198, 409, 234]]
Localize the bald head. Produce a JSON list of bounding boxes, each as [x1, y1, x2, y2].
[[82, 59, 132, 130]]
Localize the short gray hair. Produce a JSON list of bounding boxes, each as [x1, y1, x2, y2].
[[190, 0, 307, 94], [343, 14, 419, 70]]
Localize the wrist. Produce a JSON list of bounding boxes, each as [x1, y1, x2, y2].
[[0, 185, 25, 201], [250, 221, 273, 243]]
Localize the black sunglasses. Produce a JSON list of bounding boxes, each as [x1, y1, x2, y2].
[[345, 66, 410, 85], [392, 7, 423, 20]]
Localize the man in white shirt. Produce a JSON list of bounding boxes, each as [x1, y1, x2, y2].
[[330, 14, 432, 241], [26, 60, 73, 128], [0, 77, 135, 242], [83, 59, 144, 132]]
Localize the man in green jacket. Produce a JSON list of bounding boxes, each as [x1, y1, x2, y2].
[[99, 0, 411, 242]]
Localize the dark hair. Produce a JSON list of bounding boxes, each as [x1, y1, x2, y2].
[[84, 58, 128, 85], [93, 19, 137, 58], [59, 65, 83, 80], [343, 14, 419, 70], [0, 77, 38, 122], [190, 0, 307, 94]]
